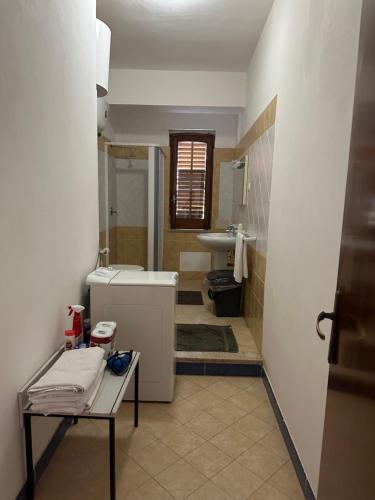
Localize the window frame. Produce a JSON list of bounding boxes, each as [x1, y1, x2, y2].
[[169, 132, 215, 230]]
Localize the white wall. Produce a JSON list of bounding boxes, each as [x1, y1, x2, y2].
[[110, 105, 240, 148], [239, 0, 362, 494], [0, 1, 98, 498], [109, 69, 247, 108]]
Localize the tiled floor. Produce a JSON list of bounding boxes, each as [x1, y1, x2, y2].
[[177, 280, 261, 364], [35, 376, 304, 500]]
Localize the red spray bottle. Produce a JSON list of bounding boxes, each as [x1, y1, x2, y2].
[[68, 305, 85, 343]]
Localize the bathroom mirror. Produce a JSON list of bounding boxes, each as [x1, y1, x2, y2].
[[217, 161, 235, 228]]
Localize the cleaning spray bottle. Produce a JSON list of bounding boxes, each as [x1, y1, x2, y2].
[[68, 305, 85, 344]]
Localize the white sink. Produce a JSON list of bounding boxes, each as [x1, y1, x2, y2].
[[197, 232, 236, 251]]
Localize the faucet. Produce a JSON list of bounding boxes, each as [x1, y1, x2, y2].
[[226, 223, 237, 236]]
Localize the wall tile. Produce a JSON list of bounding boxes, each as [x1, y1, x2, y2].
[[234, 100, 276, 353]]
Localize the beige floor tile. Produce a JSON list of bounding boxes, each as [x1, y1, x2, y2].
[[119, 401, 166, 421], [207, 380, 241, 399], [251, 401, 277, 426], [185, 442, 232, 478], [175, 377, 203, 398], [185, 412, 227, 440], [66, 419, 106, 439], [160, 426, 205, 457], [142, 411, 182, 438], [259, 429, 289, 460], [132, 440, 179, 476], [246, 379, 268, 400], [236, 443, 286, 480], [228, 390, 265, 413], [164, 397, 204, 424], [35, 453, 97, 500], [225, 376, 258, 390], [116, 454, 152, 495], [155, 459, 207, 500], [210, 426, 254, 459], [235, 414, 274, 442], [186, 480, 232, 500], [249, 482, 291, 500], [118, 426, 157, 456], [207, 400, 247, 426], [212, 462, 264, 500], [187, 375, 222, 388], [268, 462, 304, 500], [187, 388, 224, 410], [125, 478, 174, 499]]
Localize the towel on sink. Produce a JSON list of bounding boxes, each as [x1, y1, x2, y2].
[[234, 232, 248, 283]]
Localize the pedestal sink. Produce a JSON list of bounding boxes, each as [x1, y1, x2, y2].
[[197, 232, 236, 251], [197, 233, 235, 269]]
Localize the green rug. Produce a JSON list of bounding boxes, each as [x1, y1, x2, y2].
[[176, 324, 238, 352]]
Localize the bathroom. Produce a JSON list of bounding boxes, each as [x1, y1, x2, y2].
[[97, 101, 271, 369], [2, 1, 374, 500]]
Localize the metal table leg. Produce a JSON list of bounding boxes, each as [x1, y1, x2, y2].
[[109, 417, 116, 500], [134, 362, 139, 427], [24, 413, 34, 499]]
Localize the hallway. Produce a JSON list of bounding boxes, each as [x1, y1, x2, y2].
[[35, 375, 303, 500]]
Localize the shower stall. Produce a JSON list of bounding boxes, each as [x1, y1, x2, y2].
[[98, 142, 164, 271]]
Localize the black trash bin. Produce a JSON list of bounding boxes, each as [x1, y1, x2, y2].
[[206, 269, 243, 317]]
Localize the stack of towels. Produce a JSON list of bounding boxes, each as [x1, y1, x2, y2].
[[27, 347, 106, 415]]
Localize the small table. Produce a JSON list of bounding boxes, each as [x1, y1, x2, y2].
[[18, 349, 140, 500]]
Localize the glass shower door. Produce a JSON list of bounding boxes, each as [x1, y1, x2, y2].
[[100, 143, 164, 270], [106, 144, 149, 269]]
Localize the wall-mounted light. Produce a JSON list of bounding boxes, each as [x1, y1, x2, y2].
[[96, 19, 111, 97]]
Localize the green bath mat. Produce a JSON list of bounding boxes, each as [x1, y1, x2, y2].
[[176, 324, 238, 352]]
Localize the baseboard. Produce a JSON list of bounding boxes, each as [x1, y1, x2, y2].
[[16, 417, 72, 500], [262, 370, 316, 500], [176, 361, 262, 376]]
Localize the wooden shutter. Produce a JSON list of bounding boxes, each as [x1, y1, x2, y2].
[[170, 133, 214, 230]]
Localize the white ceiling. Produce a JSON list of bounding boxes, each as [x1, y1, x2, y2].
[[109, 104, 240, 147], [96, 0, 274, 71]]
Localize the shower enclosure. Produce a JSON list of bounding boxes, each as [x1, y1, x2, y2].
[[98, 143, 164, 270]]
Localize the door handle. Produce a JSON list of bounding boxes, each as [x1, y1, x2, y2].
[[316, 290, 341, 364], [316, 311, 336, 340]]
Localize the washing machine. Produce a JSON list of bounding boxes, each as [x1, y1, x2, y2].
[[87, 268, 177, 402]]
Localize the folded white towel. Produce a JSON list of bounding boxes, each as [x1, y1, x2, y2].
[[234, 232, 248, 283], [28, 347, 104, 397], [30, 360, 106, 415]]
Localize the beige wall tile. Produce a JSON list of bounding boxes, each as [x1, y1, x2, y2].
[[237, 96, 277, 155]]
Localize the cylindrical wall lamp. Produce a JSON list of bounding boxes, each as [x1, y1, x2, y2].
[[96, 19, 111, 97]]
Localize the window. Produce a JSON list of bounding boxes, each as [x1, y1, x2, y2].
[[169, 132, 215, 230]]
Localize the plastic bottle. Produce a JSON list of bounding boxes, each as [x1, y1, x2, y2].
[[64, 329, 76, 350], [68, 305, 85, 342]]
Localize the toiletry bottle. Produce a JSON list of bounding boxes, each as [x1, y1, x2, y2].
[[83, 318, 91, 346], [68, 305, 85, 343], [64, 329, 76, 350]]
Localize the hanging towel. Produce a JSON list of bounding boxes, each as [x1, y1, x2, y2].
[[234, 232, 248, 283]]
